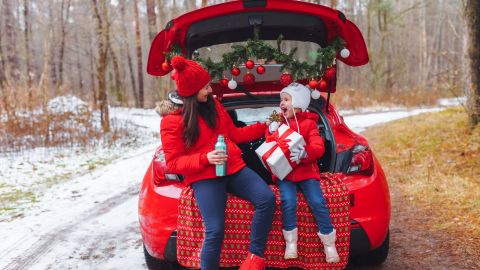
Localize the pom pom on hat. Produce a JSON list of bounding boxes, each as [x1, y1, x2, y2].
[[171, 56, 187, 71], [170, 55, 211, 97]]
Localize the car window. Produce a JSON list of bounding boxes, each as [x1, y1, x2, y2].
[[195, 41, 322, 64], [235, 107, 278, 125]]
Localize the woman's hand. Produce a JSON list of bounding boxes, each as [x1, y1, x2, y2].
[[207, 150, 228, 165]]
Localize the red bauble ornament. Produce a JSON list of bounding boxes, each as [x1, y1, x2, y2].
[[256, 65, 265, 74], [317, 79, 328, 92], [231, 67, 241, 76], [245, 60, 255, 69], [161, 61, 171, 72], [243, 73, 255, 85], [220, 78, 228, 86], [308, 79, 318, 89], [324, 66, 336, 81], [280, 73, 293, 86]]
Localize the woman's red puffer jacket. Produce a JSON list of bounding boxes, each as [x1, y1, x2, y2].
[[160, 99, 267, 185], [276, 111, 325, 182]]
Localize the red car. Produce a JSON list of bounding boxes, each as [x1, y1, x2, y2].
[[139, 1, 390, 269]]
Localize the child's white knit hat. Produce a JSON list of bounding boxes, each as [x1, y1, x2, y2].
[[280, 83, 311, 112]]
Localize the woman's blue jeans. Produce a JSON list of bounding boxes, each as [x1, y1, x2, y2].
[[278, 179, 333, 234], [191, 167, 276, 270]]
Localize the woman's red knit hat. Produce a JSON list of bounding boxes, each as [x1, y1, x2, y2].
[[170, 55, 211, 97]]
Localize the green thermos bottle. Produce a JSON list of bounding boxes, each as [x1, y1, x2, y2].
[[215, 135, 227, 176]]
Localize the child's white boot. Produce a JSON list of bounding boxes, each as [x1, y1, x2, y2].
[[318, 229, 340, 263], [282, 228, 298, 259]]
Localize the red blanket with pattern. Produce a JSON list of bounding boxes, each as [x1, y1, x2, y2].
[[177, 173, 350, 269]]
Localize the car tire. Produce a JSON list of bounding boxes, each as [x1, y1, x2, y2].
[[143, 245, 189, 270], [352, 230, 390, 266]]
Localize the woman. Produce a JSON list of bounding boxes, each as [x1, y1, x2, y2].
[[160, 55, 275, 270]]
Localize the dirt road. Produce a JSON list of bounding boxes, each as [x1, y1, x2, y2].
[[348, 189, 479, 270]]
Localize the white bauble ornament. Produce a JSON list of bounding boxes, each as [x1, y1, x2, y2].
[[340, 48, 350, 58], [311, 90, 321, 99], [228, 79, 237, 89]]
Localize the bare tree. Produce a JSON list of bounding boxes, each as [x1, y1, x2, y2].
[[146, 0, 157, 42], [133, 0, 145, 108], [89, 40, 98, 108], [3, 0, 19, 82], [108, 41, 124, 105], [23, 0, 32, 91], [58, 0, 72, 87], [120, 1, 139, 107], [92, 0, 110, 132], [48, 0, 58, 92], [0, 2, 8, 88], [73, 32, 84, 93], [465, 0, 480, 127]]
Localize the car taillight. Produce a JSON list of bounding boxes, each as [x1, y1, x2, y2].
[[347, 144, 374, 175], [152, 148, 182, 186]]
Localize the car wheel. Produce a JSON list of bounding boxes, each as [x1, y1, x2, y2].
[[351, 230, 389, 266], [143, 245, 189, 270]]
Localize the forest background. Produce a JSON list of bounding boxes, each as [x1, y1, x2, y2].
[[0, 0, 478, 148]]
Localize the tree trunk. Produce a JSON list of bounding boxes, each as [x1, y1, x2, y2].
[[23, 0, 32, 92], [3, 0, 19, 81], [92, 0, 110, 132], [48, 1, 58, 93], [0, 4, 8, 88], [133, 0, 144, 108], [58, 0, 72, 87], [120, 1, 139, 107], [465, 0, 480, 127], [89, 42, 98, 108], [146, 0, 157, 42], [108, 43, 124, 105], [74, 32, 84, 94]]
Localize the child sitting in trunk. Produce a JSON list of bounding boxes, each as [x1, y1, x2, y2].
[[269, 83, 340, 263]]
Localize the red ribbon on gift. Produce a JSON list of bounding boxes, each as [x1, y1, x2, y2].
[[261, 127, 298, 178]]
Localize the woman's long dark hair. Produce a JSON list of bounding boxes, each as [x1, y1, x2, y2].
[[183, 94, 217, 149]]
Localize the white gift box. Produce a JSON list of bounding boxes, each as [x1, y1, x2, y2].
[[255, 124, 305, 180]]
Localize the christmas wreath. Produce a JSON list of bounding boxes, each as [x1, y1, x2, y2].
[[164, 28, 348, 91]]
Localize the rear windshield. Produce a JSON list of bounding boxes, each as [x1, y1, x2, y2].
[[195, 41, 322, 64], [233, 106, 278, 125]]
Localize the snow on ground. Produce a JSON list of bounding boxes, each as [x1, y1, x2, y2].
[[339, 96, 465, 116], [0, 100, 460, 269], [342, 108, 444, 133]]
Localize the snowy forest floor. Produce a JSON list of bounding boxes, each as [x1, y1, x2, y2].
[[0, 98, 476, 270]]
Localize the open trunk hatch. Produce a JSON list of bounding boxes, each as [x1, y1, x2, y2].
[[147, 0, 368, 77]]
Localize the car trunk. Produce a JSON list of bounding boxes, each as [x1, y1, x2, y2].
[[222, 95, 336, 185]]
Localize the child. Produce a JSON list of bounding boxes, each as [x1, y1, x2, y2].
[[270, 83, 340, 263]]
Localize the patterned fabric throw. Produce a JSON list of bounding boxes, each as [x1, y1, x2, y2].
[[177, 173, 350, 269]]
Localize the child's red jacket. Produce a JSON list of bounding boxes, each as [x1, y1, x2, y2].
[[276, 111, 325, 182]]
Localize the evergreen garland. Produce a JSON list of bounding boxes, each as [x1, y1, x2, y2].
[[165, 32, 345, 82]]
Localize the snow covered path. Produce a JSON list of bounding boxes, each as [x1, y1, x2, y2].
[[0, 106, 450, 270]]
